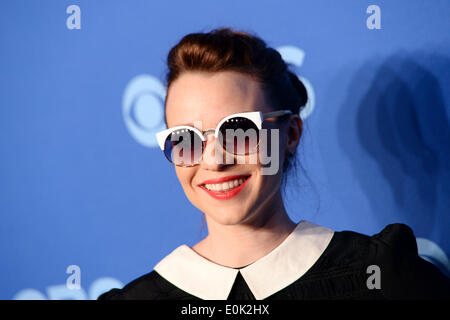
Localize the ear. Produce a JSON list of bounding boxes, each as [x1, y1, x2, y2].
[[285, 115, 303, 156]]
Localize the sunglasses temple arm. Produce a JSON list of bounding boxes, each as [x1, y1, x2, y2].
[[262, 110, 293, 120]]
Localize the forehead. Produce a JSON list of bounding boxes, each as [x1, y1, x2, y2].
[[165, 71, 272, 128]]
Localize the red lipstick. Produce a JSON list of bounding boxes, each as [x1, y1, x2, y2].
[[199, 175, 251, 200], [199, 175, 250, 185]]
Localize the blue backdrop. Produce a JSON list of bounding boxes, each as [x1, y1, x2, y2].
[[1, 0, 449, 299]]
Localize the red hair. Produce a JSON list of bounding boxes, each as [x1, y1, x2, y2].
[[164, 27, 308, 116]]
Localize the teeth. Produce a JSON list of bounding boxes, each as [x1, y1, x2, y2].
[[204, 177, 248, 192]]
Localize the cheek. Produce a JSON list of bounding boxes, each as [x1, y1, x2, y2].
[[247, 162, 280, 195], [175, 167, 196, 191], [260, 168, 283, 191]]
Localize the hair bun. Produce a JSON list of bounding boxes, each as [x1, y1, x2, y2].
[[286, 71, 308, 112]]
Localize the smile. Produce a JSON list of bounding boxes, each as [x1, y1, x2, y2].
[[204, 177, 248, 191], [199, 175, 251, 200]]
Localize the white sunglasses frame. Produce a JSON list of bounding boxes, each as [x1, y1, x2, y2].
[[155, 110, 292, 166]]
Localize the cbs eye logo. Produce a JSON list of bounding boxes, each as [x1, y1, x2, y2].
[[123, 46, 315, 148], [122, 75, 166, 148]]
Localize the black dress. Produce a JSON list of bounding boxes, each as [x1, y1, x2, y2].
[[98, 221, 450, 300]]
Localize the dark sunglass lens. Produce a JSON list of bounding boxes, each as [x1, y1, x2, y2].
[[219, 117, 259, 155], [164, 129, 203, 165]]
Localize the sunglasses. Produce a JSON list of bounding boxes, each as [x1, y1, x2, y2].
[[155, 110, 292, 167]]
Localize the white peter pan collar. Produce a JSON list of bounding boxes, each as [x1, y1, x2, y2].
[[153, 220, 334, 300]]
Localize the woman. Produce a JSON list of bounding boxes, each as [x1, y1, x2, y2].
[[99, 28, 450, 300]]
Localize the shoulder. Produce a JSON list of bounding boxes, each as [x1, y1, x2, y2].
[[329, 222, 418, 260], [321, 223, 450, 299], [323, 222, 424, 263], [97, 270, 199, 300]]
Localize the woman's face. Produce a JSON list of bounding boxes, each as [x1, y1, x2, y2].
[[165, 71, 295, 226]]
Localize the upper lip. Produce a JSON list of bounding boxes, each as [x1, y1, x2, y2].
[[198, 175, 250, 186]]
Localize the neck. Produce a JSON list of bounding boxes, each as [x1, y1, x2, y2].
[[195, 192, 297, 268]]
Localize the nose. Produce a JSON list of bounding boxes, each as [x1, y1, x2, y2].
[[200, 132, 229, 171]]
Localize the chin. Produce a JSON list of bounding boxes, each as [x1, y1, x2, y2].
[[203, 206, 251, 226]]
